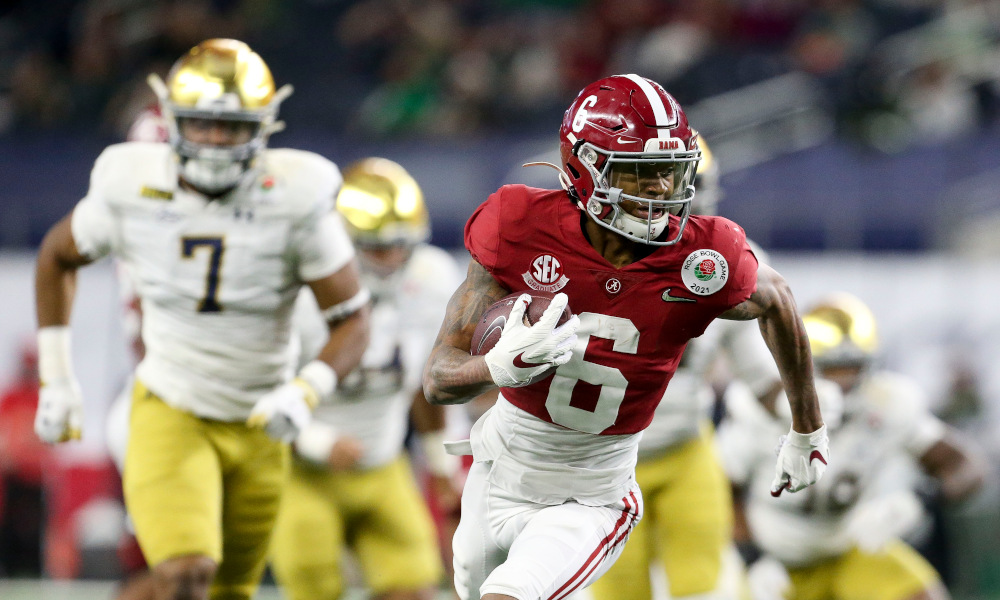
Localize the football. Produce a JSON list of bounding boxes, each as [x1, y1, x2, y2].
[[470, 290, 573, 356]]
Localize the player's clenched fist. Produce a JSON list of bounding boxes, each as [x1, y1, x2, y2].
[[35, 379, 83, 443], [484, 293, 580, 388], [247, 379, 318, 443], [34, 326, 83, 444], [770, 425, 830, 496]]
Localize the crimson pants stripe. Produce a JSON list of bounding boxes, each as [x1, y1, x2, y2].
[[552, 491, 640, 600], [547, 491, 639, 600]]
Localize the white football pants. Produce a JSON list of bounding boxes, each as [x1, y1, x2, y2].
[[453, 461, 643, 600]]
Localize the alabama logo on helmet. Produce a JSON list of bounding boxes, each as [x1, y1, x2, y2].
[[681, 249, 728, 295], [522, 253, 570, 292]]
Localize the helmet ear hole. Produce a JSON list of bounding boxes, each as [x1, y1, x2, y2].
[[566, 163, 580, 179]]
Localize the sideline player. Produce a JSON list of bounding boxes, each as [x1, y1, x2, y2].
[[33, 39, 369, 600], [717, 293, 985, 600], [422, 74, 829, 600], [588, 141, 781, 600], [270, 158, 462, 600]]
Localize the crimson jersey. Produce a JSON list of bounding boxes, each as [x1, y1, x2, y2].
[[465, 185, 758, 435]]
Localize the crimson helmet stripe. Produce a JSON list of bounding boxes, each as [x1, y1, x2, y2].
[[622, 74, 675, 138]]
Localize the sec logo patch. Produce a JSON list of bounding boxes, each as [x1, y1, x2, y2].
[[522, 253, 570, 292], [681, 249, 728, 296]]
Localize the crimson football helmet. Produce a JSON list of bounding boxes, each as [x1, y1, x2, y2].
[[559, 74, 701, 245]]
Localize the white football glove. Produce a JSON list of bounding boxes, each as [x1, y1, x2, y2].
[[247, 380, 317, 443], [746, 556, 791, 600], [35, 378, 84, 444], [35, 326, 83, 444], [770, 425, 830, 496], [483, 293, 580, 388], [846, 491, 924, 553]]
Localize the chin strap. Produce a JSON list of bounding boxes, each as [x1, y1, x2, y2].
[[522, 161, 573, 192]]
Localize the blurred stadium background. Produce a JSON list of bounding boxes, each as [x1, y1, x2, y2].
[[0, 0, 999, 598]]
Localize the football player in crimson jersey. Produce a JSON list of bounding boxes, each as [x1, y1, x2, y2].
[[588, 140, 782, 600], [34, 40, 369, 600], [422, 74, 829, 600]]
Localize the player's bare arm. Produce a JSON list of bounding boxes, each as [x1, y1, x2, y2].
[[34, 212, 96, 443], [36, 214, 94, 328], [720, 263, 823, 434], [919, 432, 986, 502], [423, 259, 508, 405], [307, 258, 370, 381]]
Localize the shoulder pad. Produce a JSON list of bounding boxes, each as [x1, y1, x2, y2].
[[91, 142, 176, 203], [404, 244, 463, 293], [862, 371, 928, 423], [257, 149, 343, 217]]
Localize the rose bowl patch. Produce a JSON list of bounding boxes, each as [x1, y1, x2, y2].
[[681, 249, 729, 296]]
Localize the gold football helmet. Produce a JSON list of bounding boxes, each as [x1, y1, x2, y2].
[[691, 137, 722, 215], [803, 293, 878, 368], [336, 158, 430, 248], [148, 39, 293, 194]]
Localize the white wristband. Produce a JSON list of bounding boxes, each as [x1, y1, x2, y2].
[[419, 430, 459, 477], [38, 326, 74, 384], [295, 422, 339, 465], [297, 360, 338, 405], [787, 424, 827, 447]]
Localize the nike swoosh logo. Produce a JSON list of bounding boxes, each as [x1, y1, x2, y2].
[[617, 137, 639, 144], [475, 316, 506, 354], [661, 288, 696, 303], [809, 450, 827, 465], [770, 481, 791, 498], [512, 352, 545, 369]]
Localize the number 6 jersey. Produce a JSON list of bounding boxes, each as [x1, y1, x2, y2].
[[71, 142, 355, 421], [463, 184, 758, 505]]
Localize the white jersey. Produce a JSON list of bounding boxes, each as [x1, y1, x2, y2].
[[639, 242, 778, 456], [716, 371, 946, 567], [72, 142, 354, 421], [296, 245, 462, 469]]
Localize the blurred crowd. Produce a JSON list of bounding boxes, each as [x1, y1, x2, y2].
[[2, 0, 999, 147]]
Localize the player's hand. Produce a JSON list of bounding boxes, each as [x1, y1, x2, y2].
[[247, 380, 317, 443], [847, 491, 923, 553], [427, 473, 462, 516], [328, 436, 364, 470], [484, 293, 580, 388], [746, 556, 791, 600], [770, 425, 829, 496], [34, 378, 84, 444]]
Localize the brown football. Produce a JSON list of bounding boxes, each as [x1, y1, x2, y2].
[[470, 290, 573, 356]]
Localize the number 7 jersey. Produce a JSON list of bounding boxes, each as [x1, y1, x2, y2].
[[71, 142, 355, 421], [465, 185, 758, 436]]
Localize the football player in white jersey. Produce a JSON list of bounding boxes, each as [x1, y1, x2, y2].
[[716, 293, 985, 600], [589, 141, 782, 600], [270, 158, 463, 600], [33, 39, 370, 600]]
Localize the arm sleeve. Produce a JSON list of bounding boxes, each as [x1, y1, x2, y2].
[[294, 204, 356, 282], [877, 374, 946, 457], [70, 150, 119, 260], [464, 188, 504, 274], [906, 412, 947, 457], [722, 224, 760, 308]]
